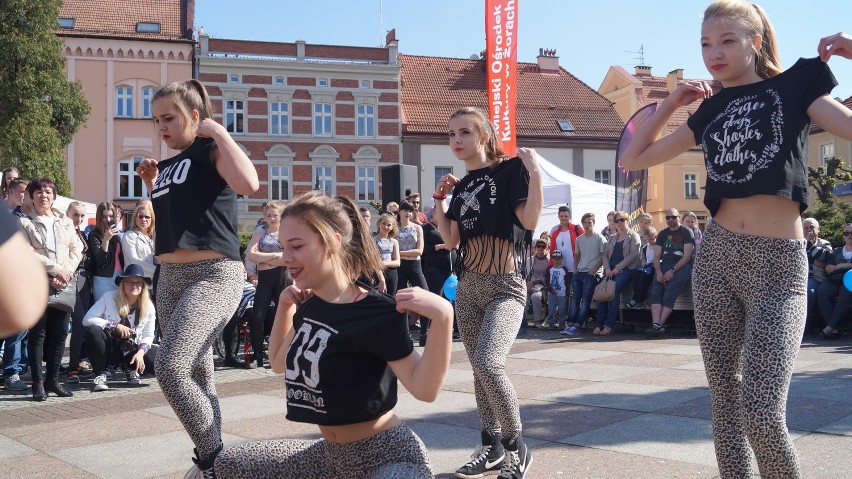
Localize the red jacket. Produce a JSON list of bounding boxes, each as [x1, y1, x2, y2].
[[549, 223, 583, 266]]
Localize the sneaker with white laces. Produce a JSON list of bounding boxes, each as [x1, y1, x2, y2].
[[454, 430, 504, 478], [645, 323, 667, 339], [126, 371, 141, 386], [186, 444, 221, 479], [92, 374, 109, 392], [4, 373, 27, 391], [497, 436, 532, 479]]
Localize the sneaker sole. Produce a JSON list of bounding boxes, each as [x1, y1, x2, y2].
[[454, 470, 502, 478]]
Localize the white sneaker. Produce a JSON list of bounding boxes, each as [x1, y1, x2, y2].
[[92, 374, 109, 392], [126, 371, 141, 386]]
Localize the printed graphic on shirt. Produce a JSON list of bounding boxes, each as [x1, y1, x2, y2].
[[457, 175, 497, 232], [151, 158, 192, 199], [285, 317, 336, 414], [548, 267, 569, 296], [704, 90, 783, 184]]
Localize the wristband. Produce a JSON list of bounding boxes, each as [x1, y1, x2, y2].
[[432, 193, 447, 200]]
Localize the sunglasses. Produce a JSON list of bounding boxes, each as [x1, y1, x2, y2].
[[535, 245, 546, 249], [844, 231, 852, 236], [137, 215, 151, 219], [615, 218, 627, 223], [665, 215, 678, 220]]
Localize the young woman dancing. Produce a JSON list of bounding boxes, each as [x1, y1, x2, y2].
[[619, 2, 852, 477], [136, 79, 258, 478], [214, 191, 454, 478], [432, 107, 543, 479]]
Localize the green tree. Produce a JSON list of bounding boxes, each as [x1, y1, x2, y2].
[[804, 156, 852, 246], [0, 0, 90, 196]]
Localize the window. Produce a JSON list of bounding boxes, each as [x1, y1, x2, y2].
[[118, 157, 146, 198], [270, 164, 290, 200], [274, 76, 285, 85], [313, 103, 333, 136], [435, 167, 452, 189], [821, 143, 835, 166], [594, 169, 611, 185], [314, 166, 334, 195], [360, 80, 371, 89], [116, 86, 133, 118], [557, 119, 575, 132], [318, 78, 329, 87], [136, 22, 160, 33], [684, 173, 698, 198], [58, 18, 75, 29], [225, 100, 245, 133], [357, 166, 378, 201], [356, 104, 375, 137], [269, 102, 290, 135], [229, 74, 240, 84], [141, 87, 155, 118]]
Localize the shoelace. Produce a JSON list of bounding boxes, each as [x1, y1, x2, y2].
[[500, 450, 520, 473], [464, 445, 491, 467]]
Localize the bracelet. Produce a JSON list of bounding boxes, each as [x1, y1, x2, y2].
[[432, 193, 447, 200]]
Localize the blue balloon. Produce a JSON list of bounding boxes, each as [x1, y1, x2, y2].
[[442, 273, 458, 301], [844, 269, 852, 292]]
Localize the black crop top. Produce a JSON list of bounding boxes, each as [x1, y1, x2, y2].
[[151, 137, 241, 261], [445, 157, 532, 273], [687, 57, 837, 215], [284, 289, 413, 426]]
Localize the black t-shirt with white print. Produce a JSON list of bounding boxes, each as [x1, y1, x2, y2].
[[284, 289, 413, 426], [687, 57, 837, 215], [150, 137, 241, 261]]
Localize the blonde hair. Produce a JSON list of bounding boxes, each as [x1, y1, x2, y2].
[[449, 107, 508, 165], [152, 80, 214, 132], [644, 226, 658, 237], [703, 0, 782, 79], [115, 277, 151, 324], [131, 201, 155, 238], [377, 213, 398, 238], [282, 191, 383, 286], [264, 200, 286, 215], [66, 201, 86, 214]]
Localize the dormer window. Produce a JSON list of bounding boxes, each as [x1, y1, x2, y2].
[[136, 22, 161, 33], [557, 119, 575, 132], [58, 18, 75, 29]]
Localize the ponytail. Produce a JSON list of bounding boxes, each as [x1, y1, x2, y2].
[[750, 3, 782, 79], [336, 196, 384, 285]]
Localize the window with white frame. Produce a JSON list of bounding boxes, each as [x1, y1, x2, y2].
[[313, 103, 333, 136], [594, 169, 611, 185], [225, 100, 245, 134], [360, 79, 371, 89], [274, 76, 285, 85], [435, 167, 452, 189], [269, 101, 289, 135], [118, 157, 146, 198], [317, 78, 329, 87], [141, 87, 155, 118], [116, 86, 133, 118], [821, 143, 835, 166], [270, 164, 290, 200], [356, 104, 375, 137], [684, 173, 698, 198], [229, 74, 240, 83], [314, 165, 334, 195], [357, 166, 378, 201]]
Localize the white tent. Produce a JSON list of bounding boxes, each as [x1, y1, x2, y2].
[[533, 156, 616, 237]]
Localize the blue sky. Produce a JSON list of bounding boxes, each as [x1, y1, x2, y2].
[[197, 0, 852, 99]]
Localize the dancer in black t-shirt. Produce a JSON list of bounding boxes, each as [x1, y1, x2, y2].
[[214, 191, 454, 478], [619, 2, 852, 477], [136, 80, 258, 479], [432, 107, 543, 479]]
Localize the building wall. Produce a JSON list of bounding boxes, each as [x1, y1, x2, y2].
[[808, 130, 852, 206]]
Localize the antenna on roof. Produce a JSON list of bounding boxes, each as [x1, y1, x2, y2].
[[625, 44, 646, 66], [379, 0, 384, 46]]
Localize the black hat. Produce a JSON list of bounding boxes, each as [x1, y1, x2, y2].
[[551, 250, 563, 259], [115, 264, 152, 286]]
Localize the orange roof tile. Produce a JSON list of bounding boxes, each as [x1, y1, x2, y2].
[[400, 54, 624, 140], [57, 0, 192, 42]]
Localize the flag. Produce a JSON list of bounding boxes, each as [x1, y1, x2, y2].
[[485, 0, 518, 155], [615, 103, 657, 219]]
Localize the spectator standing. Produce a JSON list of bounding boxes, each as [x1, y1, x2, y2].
[[563, 213, 606, 335], [646, 209, 694, 337], [65, 201, 94, 384], [544, 250, 570, 329], [421, 209, 453, 344], [1, 167, 19, 200], [88, 202, 122, 302], [594, 211, 641, 335], [374, 213, 401, 295], [548, 206, 583, 279], [408, 192, 429, 224], [396, 201, 429, 333], [600, 211, 616, 238], [121, 201, 156, 279]]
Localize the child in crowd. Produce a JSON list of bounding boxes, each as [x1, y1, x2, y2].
[[545, 250, 570, 329], [626, 227, 658, 309], [682, 211, 703, 254], [374, 213, 401, 295]]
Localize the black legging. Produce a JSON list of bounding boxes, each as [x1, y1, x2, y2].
[[397, 259, 428, 330], [383, 268, 399, 296], [28, 307, 71, 383], [251, 267, 284, 366], [84, 325, 157, 375], [68, 273, 92, 371], [423, 261, 452, 335]]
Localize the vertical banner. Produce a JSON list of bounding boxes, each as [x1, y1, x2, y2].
[[615, 103, 657, 223], [485, 0, 518, 155]]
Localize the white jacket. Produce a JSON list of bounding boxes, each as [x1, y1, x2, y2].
[[82, 290, 156, 347], [121, 230, 156, 278]]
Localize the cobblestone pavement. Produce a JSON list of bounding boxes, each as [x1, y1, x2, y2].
[[0, 329, 850, 478]]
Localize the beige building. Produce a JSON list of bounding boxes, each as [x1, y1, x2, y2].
[[808, 96, 852, 206], [57, 0, 195, 224], [599, 65, 713, 227]]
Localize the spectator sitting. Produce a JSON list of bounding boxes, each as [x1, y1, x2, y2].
[[804, 217, 832, 328], [594, 211, 641, 335], [121, 200, 156, 279], [83, 264, 158, 391], [646, 208, 695, 338], [816, 223, 852, 339], [563, 213, 606, 335], [626, 227, 658, 309], [634, 212, 652, 238], [525, 239, 551, 329], [683, 211, 703, 254], [544, 250, 570, 329]]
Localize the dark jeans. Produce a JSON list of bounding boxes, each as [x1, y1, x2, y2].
[[595, 269, 636, 329], [631, 267, 654, 304], [251, 267, 284, 365], [28, 307, 71, 382], [568, 272, 598, 326], [84, 325, 157, 376], [816, 280, 852, 329]]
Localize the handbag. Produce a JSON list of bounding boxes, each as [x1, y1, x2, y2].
[[47, 276, 77, 313], [593, 276, 616, 302]]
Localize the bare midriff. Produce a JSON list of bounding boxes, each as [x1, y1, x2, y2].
[[318, 410, 401, 444], [712, 195, 803, 239], [156, 248, 225, 264]]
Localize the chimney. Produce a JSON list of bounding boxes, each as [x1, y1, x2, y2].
[[667, 68, 684, 93], [385, 28, 398, 66], [197, 28, 209, 53], [536, 48, 559, 73], [634, 65, 652, 76], [296, 39, 306, 61]]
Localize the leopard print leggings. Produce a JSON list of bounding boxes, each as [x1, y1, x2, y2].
[[694, 221, 806, 479], [214, 423, 431, 478], [155, 258, 243, 462], [456, 270, 526, 437]]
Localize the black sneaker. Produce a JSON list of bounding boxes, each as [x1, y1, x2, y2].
[[497, 435, 532, 479], [455, 431, 504, 478], [644, 323, 667, 338]]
